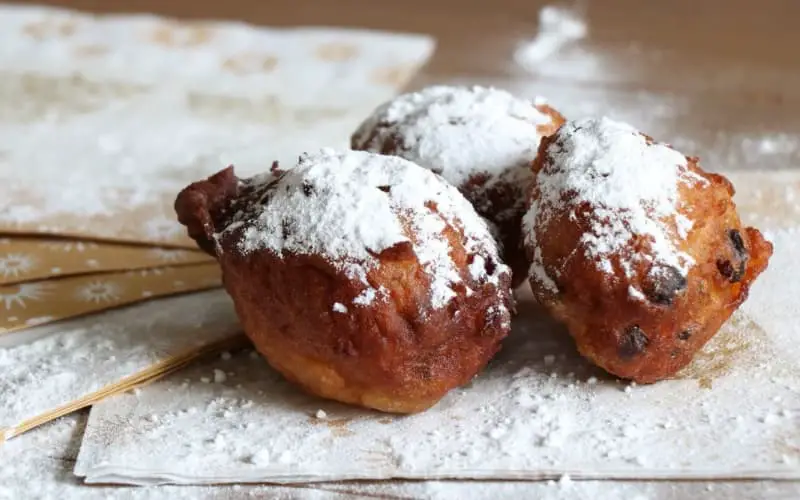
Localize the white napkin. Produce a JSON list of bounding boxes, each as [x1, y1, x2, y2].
[[74, 229, 799, 484], [0, 5, 435, 245], [12, 416, 798, 499]]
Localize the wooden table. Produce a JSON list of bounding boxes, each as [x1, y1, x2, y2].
[[19, 0, 800, 78], [24, 0, 800, 174], [10, 1, 800, 498]]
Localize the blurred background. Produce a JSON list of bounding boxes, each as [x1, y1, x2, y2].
[[13, 0, 799, 81], [14, 0, 798, 173], [1, 1, 799, 496]]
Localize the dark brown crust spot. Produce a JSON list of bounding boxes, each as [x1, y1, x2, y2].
[[717, 258, 745, 283], [678, 329, 692, 341], [281, 220, 293, 240], [377, 185, 391, 193], [173, 165, 240, 256], [644, 265, 687, 305], [302, 181, 315, 197], [729, 229, 747, 257], [619, 325, 649, 359], [717, 229, 749, 283], [484, 255, 497, 276]]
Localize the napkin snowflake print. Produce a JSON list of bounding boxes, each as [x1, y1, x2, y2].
[[0, 253, 37, 279], [75, 280, 124, 304], [0, 282, 52, 310]]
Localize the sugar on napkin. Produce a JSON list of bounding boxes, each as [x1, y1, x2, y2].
[[74, 225, 799, 484], [0, 5, 434, 247], [1, 413, 329, 500], [0, 289, 243, 441], [12, 414, 798, 499]]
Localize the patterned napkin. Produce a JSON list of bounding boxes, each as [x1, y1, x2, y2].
[[0, 262, 220, 335], [0, 236, 219, 334], [0, 236, 210, 285], [0, 5, 435, 246]]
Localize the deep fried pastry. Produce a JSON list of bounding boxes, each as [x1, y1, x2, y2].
[[175, 149, 513, 413], [351, 85, 565, 288], [522, 117, 773, 383]]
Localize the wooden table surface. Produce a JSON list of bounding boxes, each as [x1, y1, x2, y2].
[[22, 0, 800, 174], [17, 0, 800, 77], [8, 1, 800, 498]]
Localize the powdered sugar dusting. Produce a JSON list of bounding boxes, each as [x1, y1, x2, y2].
[[220, 149, 508, 311], [75, 280, 799, 485], [352, 287, 381, 307], [524, 117, 703, 294], [0, 414, 344, 499], [7, 415, 798, 499], [352, 86, 555, 219], [514, 6, 588, 69], [0, 289, 239, 436]]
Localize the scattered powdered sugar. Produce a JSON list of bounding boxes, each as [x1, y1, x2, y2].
[[222, 149, 508, 311], [248, 449, 272, 466], [75, 272, 799, 485], [524, 117, 704, 294], [213, 369, 227, 384], [514, 5, 588, 70], [352, 287, 384, 307], [352, 86, 555, 219], [0, 413, 344, 499], [745, 133, 800, 156], [331, 302, 348, 314], [0, 289, 240, 437]]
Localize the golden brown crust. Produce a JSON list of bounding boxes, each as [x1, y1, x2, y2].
[[534, 103, 567, 138], [525, 128, 773, 383], [221, 228, 510, 413], [175, 156, 513, 413]]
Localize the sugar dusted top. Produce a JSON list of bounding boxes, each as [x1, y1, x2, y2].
[[523, 117, 707, 295], [352, 85, 556, 213], [217, 149, 509, 310]]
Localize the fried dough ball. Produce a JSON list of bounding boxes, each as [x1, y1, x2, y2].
[[351, 85, 566, 288], [522, 117, 773, 383], [175, 149, 513, 413]]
